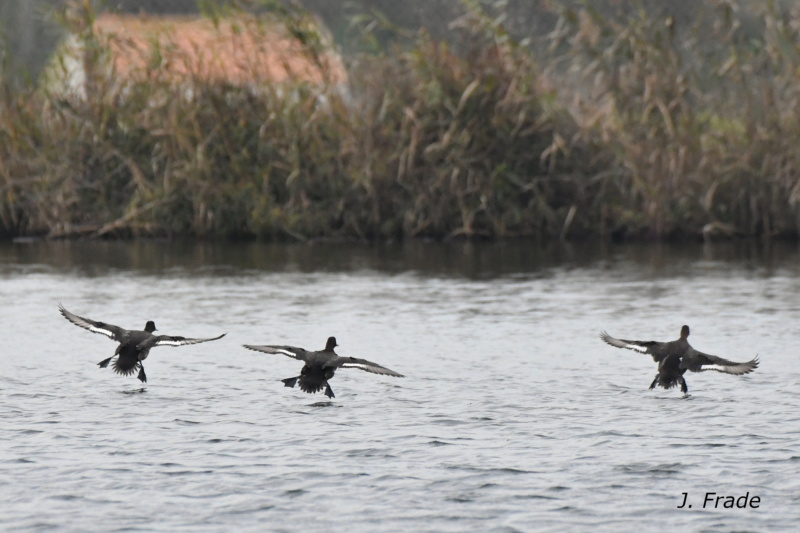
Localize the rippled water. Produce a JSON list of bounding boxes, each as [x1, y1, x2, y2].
[[2, 240, 799, 532]]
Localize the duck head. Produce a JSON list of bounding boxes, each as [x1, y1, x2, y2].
[[325, 336, 338, 351]]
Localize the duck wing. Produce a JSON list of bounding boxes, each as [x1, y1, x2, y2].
[[327, 356, 404, 377], [681, 348, 759, 374], [243, 344, 311, 362], [599, 331, 671, 362], [59, 304, 127, 341], [147, 333, 226, 349]]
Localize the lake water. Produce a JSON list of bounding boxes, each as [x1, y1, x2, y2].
[[1, 239, 799, 532]]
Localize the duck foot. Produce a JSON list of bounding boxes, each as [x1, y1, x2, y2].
[[98, 357, 112, 369], [324, 383, 335, 399], [137, 364, 147, 383], [282, 377, 298, 388]]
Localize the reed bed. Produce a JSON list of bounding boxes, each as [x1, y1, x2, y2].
[[2, 1, 800, 241], [549, 1, 800, 239]]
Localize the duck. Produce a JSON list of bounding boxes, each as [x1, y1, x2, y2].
[[600, 325, 758, 394], [59, 304, 226, 383], [243, 336, 404, 398]]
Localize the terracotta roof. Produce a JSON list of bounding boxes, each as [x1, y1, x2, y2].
[[91, 13, 346, 86]]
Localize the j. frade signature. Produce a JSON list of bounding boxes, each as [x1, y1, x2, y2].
[[677, 492, 761, 509]]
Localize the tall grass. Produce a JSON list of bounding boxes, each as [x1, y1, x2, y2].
[[2, 1, 800, 241], [1, 0, 597, 241], [549, 1, 800, 239]]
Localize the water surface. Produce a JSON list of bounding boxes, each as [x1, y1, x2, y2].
[[1, 240, 799, 532]]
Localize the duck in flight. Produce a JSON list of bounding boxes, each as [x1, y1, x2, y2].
[[59, 304, 226, 383], [243, 336, 404, 398], [600, 325, 758, 394]]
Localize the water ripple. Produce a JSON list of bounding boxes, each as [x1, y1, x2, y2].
[[1, 241, 799, 531]]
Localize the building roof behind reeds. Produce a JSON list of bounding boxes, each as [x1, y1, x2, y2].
[[48, 12, 347, 96]]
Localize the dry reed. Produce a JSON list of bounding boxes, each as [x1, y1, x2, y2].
[[2, 1, 800, 241]]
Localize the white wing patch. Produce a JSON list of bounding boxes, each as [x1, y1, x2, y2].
[[697, 358, 759, 375], [599, 332, 649, 352], [272, 348, 301, 358], [242, 345, 305, 360], [624, 343, 648, 353], [59, 304, 119, 340], [84, 323, 117, 339], [337, 358, 404, 377], [153, 333, 226, 347], [699, 364, 735, 373], [152, 338, 194, 347]]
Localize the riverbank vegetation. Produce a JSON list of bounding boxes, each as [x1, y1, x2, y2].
[[2, 0, 800, 241]]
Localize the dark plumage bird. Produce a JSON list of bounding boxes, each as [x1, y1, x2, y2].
[[243, 336, 404, 398], [600, 325, 758, 394], [59, 304, 226, 383]]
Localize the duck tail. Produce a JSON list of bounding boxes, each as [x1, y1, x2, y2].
[[112, 358, 139, 377], [297, 377, 325, 394], [656, 376, 681, 391]]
